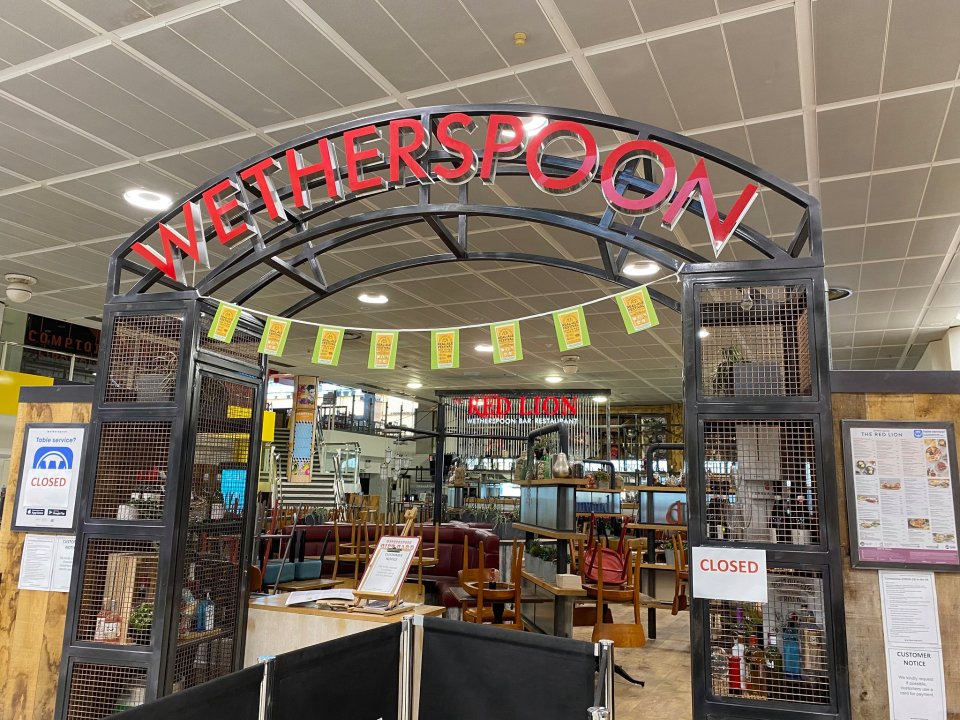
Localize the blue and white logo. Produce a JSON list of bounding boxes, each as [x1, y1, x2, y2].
[[914, 430, 924, 438], [33, 446, 74, 470]]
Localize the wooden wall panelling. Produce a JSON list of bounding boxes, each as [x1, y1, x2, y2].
[[0, 398, 91, 720]]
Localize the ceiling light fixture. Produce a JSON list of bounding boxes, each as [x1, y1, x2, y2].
[[592, 395, 608, 403], [739, 288, 754, 312], [5, 274, 36, 303], [826, 287, 854, 302], [358, 292, 388, 304], [544, 375, 563, 384], [123, 188, 173, 211], [698, 328, 710, 339], [623, 261, 660, 277], [475, 343, 494, 353], [406, 381, 423, 390]]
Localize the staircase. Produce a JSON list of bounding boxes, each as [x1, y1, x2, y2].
[[270, 424, 339, 509]]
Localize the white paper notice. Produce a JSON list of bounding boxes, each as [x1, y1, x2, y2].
[[13, 425, 85, 531], [357, 536, 420, 598], [17, 534, 75, 592], [691, 546, 768, 603], [880, 571, 946, 720]]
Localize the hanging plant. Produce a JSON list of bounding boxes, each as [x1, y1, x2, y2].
[[711, 346, 747, 396]]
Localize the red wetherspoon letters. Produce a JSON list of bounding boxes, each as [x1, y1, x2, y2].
[[133, 113, 760, 283]]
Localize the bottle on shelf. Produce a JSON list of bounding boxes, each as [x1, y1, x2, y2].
[[783, 612, 802, 700], [196, 590, 215, 632], [745, 633, 766, 697], [765, 631, 784, 701], [728, 632, 746, 695], [94, 599, 122, 643], [209, 473, 225, 521]]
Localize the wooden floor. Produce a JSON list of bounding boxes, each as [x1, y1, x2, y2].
[[572, 606, 692, 720]]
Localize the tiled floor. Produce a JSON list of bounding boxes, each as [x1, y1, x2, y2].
[[573, 608, 692, 720]]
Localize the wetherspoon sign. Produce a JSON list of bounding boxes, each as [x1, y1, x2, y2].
[[131, 112, 760, 284]]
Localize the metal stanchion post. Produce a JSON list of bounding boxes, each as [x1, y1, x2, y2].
[[258, 655, 276, 720], [399, 616, 416, 720], [586, 708, 610, 720], [600, 639, 615, 720]]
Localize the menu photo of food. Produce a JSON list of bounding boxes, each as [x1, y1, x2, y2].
[[933, 532, 956, 545], [907, 518, 931, 531], [856, 494, 879, 505], [855, 459, 877, 476], [879, 481, 902, 491], [929, 477, 951, 489]]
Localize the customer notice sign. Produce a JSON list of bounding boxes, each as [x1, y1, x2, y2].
[[692, 547, 768, 603]]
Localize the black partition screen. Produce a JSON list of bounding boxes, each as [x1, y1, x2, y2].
[[418, 617, 596, 720], [272, 623, 401, 720]]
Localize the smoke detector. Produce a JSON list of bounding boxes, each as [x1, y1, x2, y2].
[[5, 274, 36, 303], [514, 31, 527, 47], [561, 354, 580, 375]]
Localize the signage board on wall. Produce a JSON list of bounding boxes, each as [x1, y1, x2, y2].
[[11, 423, 85, 532], [879, 571, 946, 720], [691, 546, 768, 603], [842, 421, 960, 571], [25, 314, 100, 358], [289, 376, 317, 483]]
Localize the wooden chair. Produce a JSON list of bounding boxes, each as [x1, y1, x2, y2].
[[410, 522, 440, 592], [463, 540, 524, 630], [330, 508, 365, 581], [459, 538, 499, 622], [671, 532, 689, 615], [586, 537, 646, 647]]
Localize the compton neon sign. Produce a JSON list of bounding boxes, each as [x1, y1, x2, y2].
[[132, 112, 760, 284]]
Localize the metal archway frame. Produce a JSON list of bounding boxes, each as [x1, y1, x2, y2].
[[58, 105, 848, 720]]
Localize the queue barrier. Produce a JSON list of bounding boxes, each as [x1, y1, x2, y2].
[[115, 618, 614, 720]]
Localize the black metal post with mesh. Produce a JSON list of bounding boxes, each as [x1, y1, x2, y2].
[[55, 298, 265, 720]]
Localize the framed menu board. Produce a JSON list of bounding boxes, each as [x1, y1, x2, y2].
[[843, 420, 960, 571], [354, 535, 420, 605]]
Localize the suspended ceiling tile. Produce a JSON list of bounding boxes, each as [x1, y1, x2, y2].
[[819, 176, 870, 228], [866, 168, 926, 224], [861, 221, 913, 262], [856, 259, 903, 291], [823, 228, 864, 265], [935, 101, 960, 161], [929, 282, 960, 308], [457, 76, 530, 106], [58, 0, 199, 31], [126, 27, 290, 126], [816, 103, 878, 178], [908, 217, 960, 257], [0, 20, 56, 67], [303, 0, 445, 92], [552, 0, 639, 47], [587, 45, 680, 132], [882, 0, 960, 92], [854, 289, 896, 315], [825, 264, 861, 291], [900, 256, 944, 289], [746, 116, 807, 184], [724, 8, 801, 118], [918, 163, 960, 217], [0, 187, 137, 241], [892, 286, 930, 309], [886, 309, 922, 328], [52, 167, 192, 224], [515, 61, 603, 116], [632, 0, 716, 31], [873, 90, 951, 171], [649, 26, 741, 130], [460, 0, 563, 64], [813, 0, 885, 104]]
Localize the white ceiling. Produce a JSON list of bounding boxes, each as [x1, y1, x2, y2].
[[1, 0, 959, 403]]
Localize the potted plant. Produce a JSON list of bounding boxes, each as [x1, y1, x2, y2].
[[594, 469, 610, 490], [659, 539, 675, 567], [711, 346, 747, 396], [127, 602, 153, 645]]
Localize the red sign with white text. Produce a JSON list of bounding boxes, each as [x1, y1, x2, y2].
[[131, 112, 760, 283], [466, 394, 578, 417]]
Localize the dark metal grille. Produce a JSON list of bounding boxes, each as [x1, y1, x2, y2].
[[103, 314, 183, 403], [76, 538, 160, 646], [171, 374, 255, 692], [709, 569, 830, 705], [198, 311, 261, 365], [66, 663, 147, 719], [699, 284, 812, 398], [90, 422, 173, 520], [703, 419, 819, 545]]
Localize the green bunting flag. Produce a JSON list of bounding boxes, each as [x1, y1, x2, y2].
[[615, 286, 660, 334], [553, 306, 591, 352], [258, 316, 292, 356], [368, 331, 399, 370], [208, 302, 241, 343], [490, 320, 523, 364], [311, 326, 345, 366], [431, 328, 460, 369]]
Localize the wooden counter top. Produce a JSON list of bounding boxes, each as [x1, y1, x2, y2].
[[249, 593, 445, 623]]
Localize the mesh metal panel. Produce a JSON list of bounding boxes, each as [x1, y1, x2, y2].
[[171, 374, 255, 692], [699, 284, 812, 398], [703, 419, 819, 545], [66, 663, 147, 719], [76, 538, 160, 645], [709, 569, 830, 705], [104, 314, 184, 403], [198, 312, 262, 365], [90, 422, 173, 520]]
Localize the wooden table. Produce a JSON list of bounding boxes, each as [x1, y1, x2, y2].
[[275, 578, 344, 592], [244, 593, 445, 666]]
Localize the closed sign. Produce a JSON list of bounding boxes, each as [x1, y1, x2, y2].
[[692, 546, 768, 603]]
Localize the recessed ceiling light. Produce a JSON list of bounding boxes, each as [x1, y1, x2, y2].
[[623, 261, 660, 277], [592, 395, 608, 403], [406, 381, 423, 390], [545, 375, 563, 384], [475, 343, 494, 353], [698, 329, 710, 338], [827, 287, 854, 302], [358, 292, 388, 304], [123, 188, 173, 211]]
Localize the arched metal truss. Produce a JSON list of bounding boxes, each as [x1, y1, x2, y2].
[[109, 104, 822, 316]]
